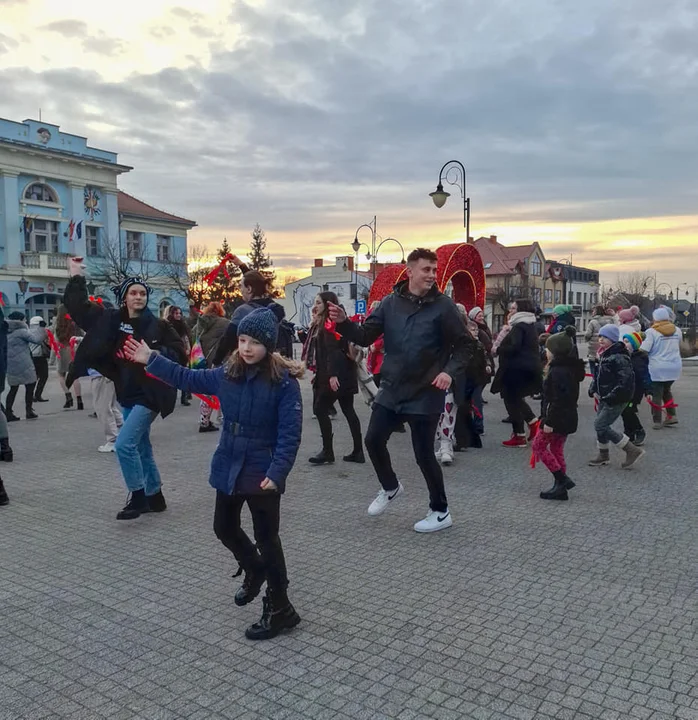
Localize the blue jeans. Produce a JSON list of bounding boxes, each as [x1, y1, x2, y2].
[[471, 384, 484, 435], [115, 405, 161, 495], [594, 401, 627, 446]]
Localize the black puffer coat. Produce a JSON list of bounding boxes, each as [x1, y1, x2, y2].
[[64, 276, 186, 417], [492, 318, 543, 397], [310, 325, 358, 397], [590, 342, 634, 406], [540, 356, 586, 435]]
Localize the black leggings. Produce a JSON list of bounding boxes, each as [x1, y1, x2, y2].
[[33, 358, 49, 399], [6, 383, 36, 415], [314, 389, 362, 453], [213, 491, 288, 591], [502, 389, 536, 435]]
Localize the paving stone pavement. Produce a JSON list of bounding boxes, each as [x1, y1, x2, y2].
[[1, 365, 696, 720]]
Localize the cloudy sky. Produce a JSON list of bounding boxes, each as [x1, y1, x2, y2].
[[1, 0, 697, 289]]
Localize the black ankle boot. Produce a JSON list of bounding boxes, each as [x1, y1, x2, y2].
[[540, 471, 569, 501], [234, 566, 266, 607], [76, 397, 84, 411], [309, 448, 335, 464], [145, 490, 167, 513], [26, 408, 38, 420], [63, 394, 73, 409], [0, 479, 8, 506], [116, 489, 149, 520], [343, 448, 365, 463], [245, 589, 300, 640], [0, 438, 13, 463], [6, 412, 19, 422]]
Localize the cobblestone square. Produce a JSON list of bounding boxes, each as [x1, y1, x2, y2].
[[1, 367, 696, 719]]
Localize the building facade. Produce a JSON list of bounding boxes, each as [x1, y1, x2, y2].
[[0, 118, 194, 319], [546, 262, 600, 332]]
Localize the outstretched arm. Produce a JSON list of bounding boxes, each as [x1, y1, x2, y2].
[[329, 301, 385, 347], [63, 275, 105, 332]]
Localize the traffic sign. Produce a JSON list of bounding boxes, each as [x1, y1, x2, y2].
[[356, 299, 367, 314]]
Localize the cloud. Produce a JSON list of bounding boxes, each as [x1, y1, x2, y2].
[[82, 33, 125, 57], [0, 32, 18, 55], [3, 0, 698, 279], [41, 20, 88, 38]]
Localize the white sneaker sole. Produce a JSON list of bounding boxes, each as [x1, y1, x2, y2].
[[367, 484, 404, 516], [414, 516, 453, 533]]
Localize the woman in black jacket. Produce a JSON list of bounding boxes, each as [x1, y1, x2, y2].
[[64, 261, 186, 520], [302, 291, 363, 465], [532, 327, 586, 500], [492, 298, 543, 448]]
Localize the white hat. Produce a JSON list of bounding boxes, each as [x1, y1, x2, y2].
[[468, 306, 483, 321], [29, 316, 43, 326]]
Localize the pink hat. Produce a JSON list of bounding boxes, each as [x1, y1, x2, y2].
[[618, 305, 639, 324]]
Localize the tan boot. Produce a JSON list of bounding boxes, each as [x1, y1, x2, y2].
[[620, 436, 646, 469], [663, 416, 679, 427], [588, 444, 610, 466]]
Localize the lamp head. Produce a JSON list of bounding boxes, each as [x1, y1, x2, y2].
[[18, 276, 29, 294], [351, 238, 360, 253], [429, 183, 449, 209]]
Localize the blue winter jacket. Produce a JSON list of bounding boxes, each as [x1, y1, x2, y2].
[[146, 353, 303, 495]]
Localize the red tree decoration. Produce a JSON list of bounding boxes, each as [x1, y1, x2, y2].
[[367, 264, 407, 306]]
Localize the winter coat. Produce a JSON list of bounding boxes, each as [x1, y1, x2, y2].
[[585, 315, 614, 359], [145, 353, 303, 495], [309, 324, 358, 396], [629, 350, 651, 405], [194, 315, 230, 367], [6, 320, 40, 386], [492, 313, 543, 398], [64, 276, 186, 417], [548, 312, 576, 335], [618, 321, 642, 341], [540, 356, 586, 435], [29, 327, 50, 359], [0, 311, 7, 392], [640, 321, 683, 382], [213, 297, 286, 365], [454, 339, 488, 407], [336, 280, 474, 415], [590, 342, 634, 406]]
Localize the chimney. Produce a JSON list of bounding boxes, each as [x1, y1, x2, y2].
[[314, 258, 323, 268], [467, 236, 474, 244], [347, 256, 354, 272], [489, 235, 497, 245]]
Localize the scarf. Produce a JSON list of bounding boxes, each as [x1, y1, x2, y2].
[[509, 311, 537, 326], [302, 323, 319, 371], [652, 320, 677, 337]]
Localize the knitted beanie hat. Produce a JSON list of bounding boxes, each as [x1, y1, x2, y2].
[[545, 326, 576, 356], [468, 306, 483, 321], [618, 305, 639, 324], [552, 304, 573, 317], [623, 331, 643, 351], [653, 307, 670, 322], [237, 308, 278, 352], [599, 324, 620, 343]]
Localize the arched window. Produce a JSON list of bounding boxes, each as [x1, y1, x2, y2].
[[159, 299, 174, 316], [24, 183, 58, 203]]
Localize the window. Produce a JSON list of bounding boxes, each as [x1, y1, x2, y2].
[[25, 219, 59, 253], [568, 291, 574, 304], [532, 288, 541, 305], [583, 292, 587, 308], [545, 289, 553, 304], [86, 226, 100, 257], [24, 183, 58, 203], [156, 235, 171, 262], [530, 255, 542, 276], [484, 262, 493, 269], [126, 231, 142, 259], [555, 290, 561, 304], [576, 292, 582, 305]]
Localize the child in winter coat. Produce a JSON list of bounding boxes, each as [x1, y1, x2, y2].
[[533, 327, 586, 501], [621, 331, 651, 446], [588, 324, 645, 469], [125, 308, 303, 641]]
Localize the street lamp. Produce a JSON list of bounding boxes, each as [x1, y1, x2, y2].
[[17, 276, 29, 296], [429, 160, 471, 242], [354, 216, 378, 281]]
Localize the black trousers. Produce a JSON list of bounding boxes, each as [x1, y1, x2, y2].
[[213, 491, 288, 591], [314, 388, 362, 453], [6, 383, 36, 415], [33, 358, 49, 399], [501, 389, 536, 435], [622, 402, 644, 438], [365, 403, 447, 513]]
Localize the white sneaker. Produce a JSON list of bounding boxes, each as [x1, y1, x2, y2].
[[98, 442, 115, 453], [367, 482, 404, 516], [414, 509, 453, 533], [441, 449, 453, 466]]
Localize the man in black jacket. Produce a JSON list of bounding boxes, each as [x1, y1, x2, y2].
[[328, 248, 474, 533]]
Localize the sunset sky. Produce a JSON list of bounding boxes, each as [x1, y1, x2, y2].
[[1, 0, 697, 290]]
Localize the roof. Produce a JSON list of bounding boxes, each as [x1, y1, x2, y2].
[[117, 191, 196, 227], [471, 236, 538, 276]]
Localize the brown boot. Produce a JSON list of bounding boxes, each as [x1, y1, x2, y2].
[[621, 438, 645, 469], [588, 445, 610, 466]]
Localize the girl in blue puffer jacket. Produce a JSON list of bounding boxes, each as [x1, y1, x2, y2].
[[125, 308, 304, 641]]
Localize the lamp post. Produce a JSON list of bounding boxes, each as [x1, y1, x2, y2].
[[429, 160, 471, 242], [353, 216, 377, 281], [16, 275, 29, 306], [654, 282, 673, 309]]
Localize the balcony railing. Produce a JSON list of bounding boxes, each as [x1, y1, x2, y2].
[[21, 252, 71, 273]]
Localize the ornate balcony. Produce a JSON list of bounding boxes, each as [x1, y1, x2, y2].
[[20, 252, 71, 274]]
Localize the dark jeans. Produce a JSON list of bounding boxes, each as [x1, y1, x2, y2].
[[213, 491, 288, 591], [6, 383, 36, 415], [650, 381, 676, 423], [501, 389, 536, 435], [365, 403, 447, 513], [622, 402, 644, 439], [314, 388, 362, 453], [33, 358, 49, 399]]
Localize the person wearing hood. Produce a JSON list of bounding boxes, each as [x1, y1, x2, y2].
[[213, 270, 288, 365], [327, 248, 474, 533], [641, 307, 682, 428], [5, 312, 43, 421], [547, 304, 576, 335], [588, 325, 645, 469], [64, 260, 186, 520], [193, 302, 230, 432], [28, 316, 50, 403], [533, 327, 586, 501], [585, 305, 615, 378], [492, 298, 543, 448], [163, 305, 192, 406]]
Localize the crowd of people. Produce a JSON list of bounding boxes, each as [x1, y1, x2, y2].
[[0, 249, 687, 640]]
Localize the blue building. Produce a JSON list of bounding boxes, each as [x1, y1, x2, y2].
[[0, 117, 195, 319]]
